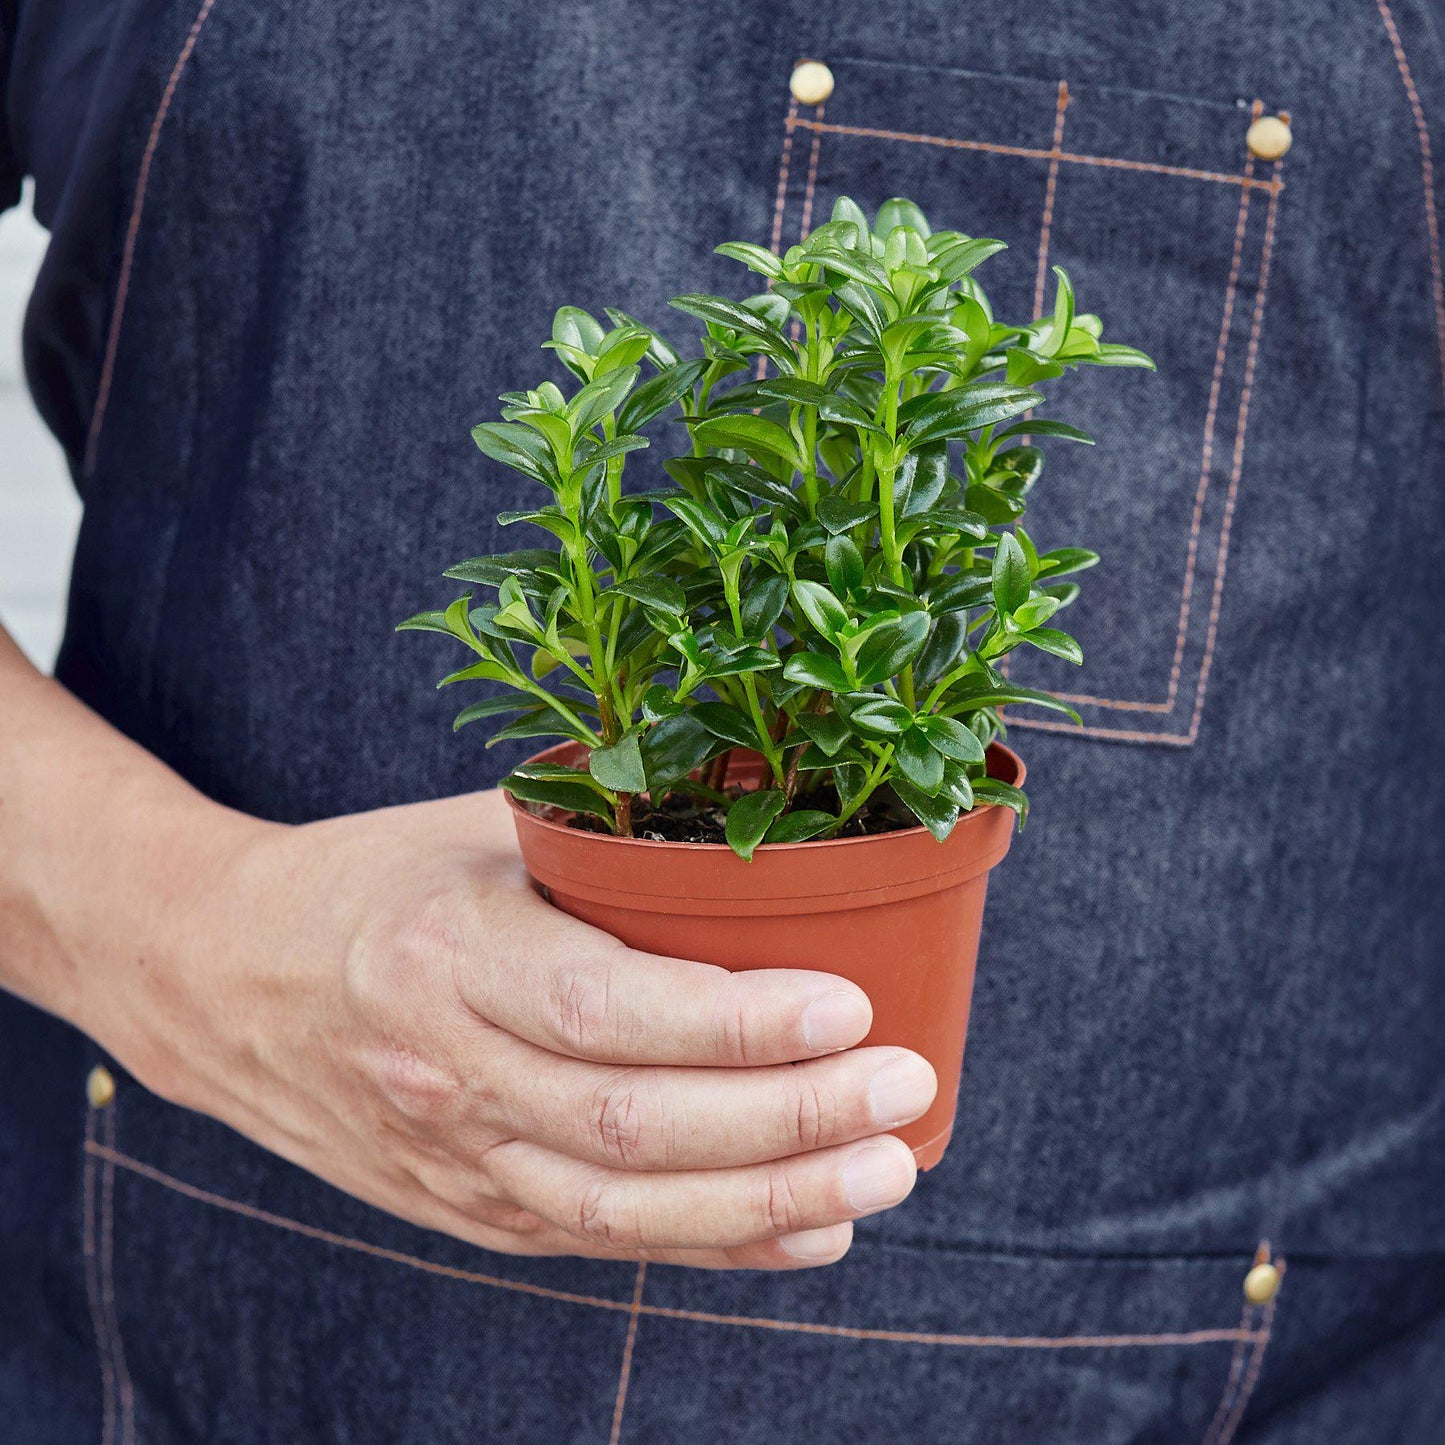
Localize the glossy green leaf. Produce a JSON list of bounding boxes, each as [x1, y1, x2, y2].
[[890, 778, 960, 841], [502, 773, 615, 825], [855, 611, 930, 686], [992, 532, 1031, 617], [763, 809, 837, 844], [783, 652, 849, 693], [588, 735, 647, 793], [725, 788, 787, 860]]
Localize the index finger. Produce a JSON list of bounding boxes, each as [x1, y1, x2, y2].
[[460, 886, 873, 1067]]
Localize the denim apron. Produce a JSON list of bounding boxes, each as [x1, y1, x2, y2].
[[3, 1, 1444, 1440]]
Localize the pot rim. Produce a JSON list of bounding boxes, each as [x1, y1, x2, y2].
[[505, 740, 1025, 855]]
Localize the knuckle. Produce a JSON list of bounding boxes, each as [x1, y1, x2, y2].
[[759, 1163, 808, 1237], [550, 959, 624, 1058], [574, 1175, 630, 1246], [791, 1078, 831, 1154], [714, 992, 754, 1066], [371, 1044, 460, 1130], [587, 1072, 655, 1168]]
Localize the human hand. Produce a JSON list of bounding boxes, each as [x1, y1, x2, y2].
[[100, 788, 937, 1270]]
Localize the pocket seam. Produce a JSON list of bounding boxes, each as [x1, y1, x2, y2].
[[763, 67, 1287, 747], [86, 1139, 1270, 1354]]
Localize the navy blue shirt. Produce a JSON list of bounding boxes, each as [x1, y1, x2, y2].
[[2, 3, 1444, 1442]]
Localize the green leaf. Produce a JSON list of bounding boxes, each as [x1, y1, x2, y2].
[[992, 532, 1031, 617], [487, 712, 593, 746], [725, 788, 787, 860], [616, 358, 707, 433], [1091, 343, 1156, 369], [691, 414, 803, 470], [1037, 547, 1100, 578], [889, 778, 960, 842], [796, 710, 852, 756], [613, 577, 687, 616], [944, 678, 1082, 723], [838, 693, 913, 735], [914, 713, 987, 762], [641, 714, 724, 792], [855, 611, 930, 686], [715, 241, 786, 279], [927, 572, 994, 613], [740, 572, 790, 638], [995, 419, 1095, 445], [824, 533, 865, 596], [896, 726, 946, 794], [1025, 627, 1084, 664], [816, 496, 877, 535], [442, 550, 561, 588], [792, 579, 850, 638], [915, 612, 970, 686], [470, 422, 558, 485], [502, 772, 615, 825], [894, 444, 949, 518], [1039, 265, 1075, 358], [932, 236, 1008, 282], [764, 809, 837, 844], [397, 609, 454, 637], [670, 293, 791, 352], [784, 652, 849, 692], [451, 693, 541, 730], [589, 735, 647, 793], [1013, 594, 1062, 631], [973, 778, 1030, 823], [692, 701, 761, 749], [901, 383, 1041, 449]]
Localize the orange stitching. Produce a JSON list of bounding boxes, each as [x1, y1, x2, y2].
[[1048, 115, 1261, 721], [82, 1111, 117, 1445], [1030, 81, 1072, 319], [99, 1108, 136, 1445], [1202, 1243, 1268, 1445], [608, 1262, 647, 1445], [790, 101, 827, 342], [788, 118, 1281, 192], [85, 1142, 637, 1312], [1163, 110, 1260, 720], [82, 0, 218, 478], [1187, 162, 1282, 743], [768, 97, 799, 258], [88, 1142, 1263, 1351], [1376, 0, 1445, 399], [1213, 1259, 1285, 1445], [799, 102, 826, 242], [1005, 713, 1194, 746]]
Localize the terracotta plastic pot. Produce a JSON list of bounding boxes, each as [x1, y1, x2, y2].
[[507, 741, 1024, 1170]]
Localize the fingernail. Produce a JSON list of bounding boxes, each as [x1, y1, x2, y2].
[[778, 1223, 852, 1260], [843, 1143, 916, 1213], [868, 1054, 937, 1129], [802, 991, 872, 1052]]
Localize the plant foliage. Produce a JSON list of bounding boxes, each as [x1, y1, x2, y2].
[[402, 196, 1153, 857]]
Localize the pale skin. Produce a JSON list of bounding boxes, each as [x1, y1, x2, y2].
[[0, 623, 938, 1269]]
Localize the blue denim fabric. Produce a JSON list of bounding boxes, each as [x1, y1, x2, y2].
[[2, 0, 1444, 1440]]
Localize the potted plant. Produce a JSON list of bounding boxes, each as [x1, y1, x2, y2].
[[401, 196, 1152, 1167]]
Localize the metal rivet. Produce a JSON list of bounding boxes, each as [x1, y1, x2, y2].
[[790, 60, 834, 106], [1243, 1261, 1281, 1304], [86, 1064, 116, 1109], [1246, 114, 1291, 160]]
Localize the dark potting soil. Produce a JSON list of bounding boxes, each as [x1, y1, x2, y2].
[[565, 783, 918, 845]]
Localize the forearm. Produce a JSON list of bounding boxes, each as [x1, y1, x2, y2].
[[0, 624, 256, 1039]]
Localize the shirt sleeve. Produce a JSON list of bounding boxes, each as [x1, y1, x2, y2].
[[0, 8, 24, 212]]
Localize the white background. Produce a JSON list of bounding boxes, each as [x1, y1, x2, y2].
[[0, 186, 81, 670]]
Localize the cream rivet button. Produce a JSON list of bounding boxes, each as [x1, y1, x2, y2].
[[790, 60, 834, 106], [1246, 114, 1291, 160], [1243, 1261, 1281, 1304], [86, 1064, 116, 1109]]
